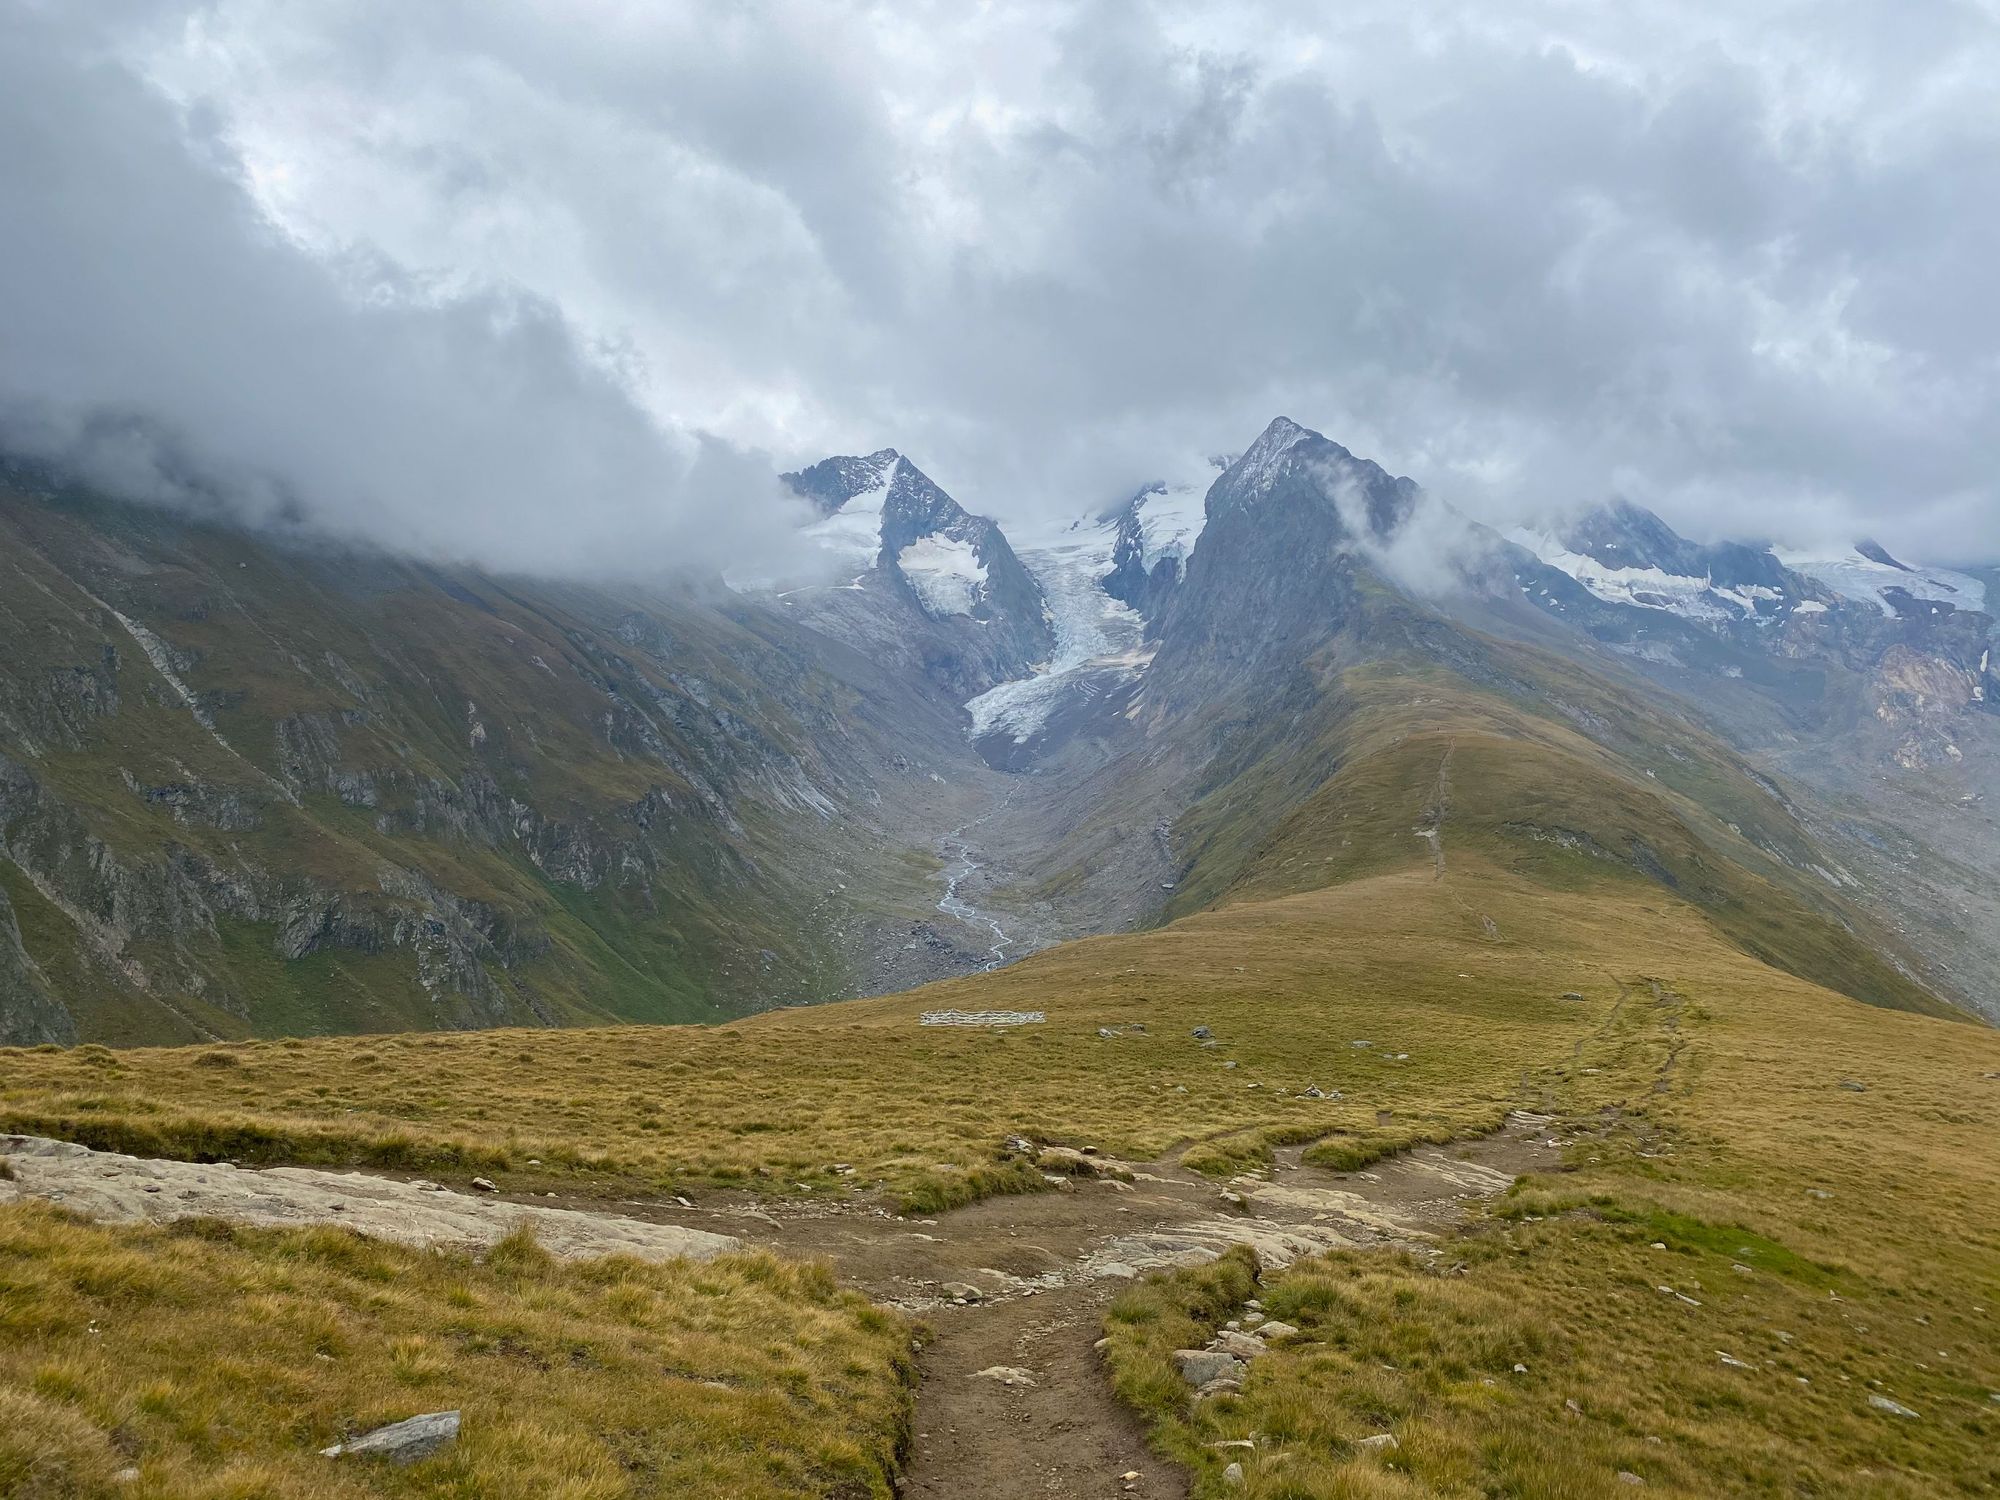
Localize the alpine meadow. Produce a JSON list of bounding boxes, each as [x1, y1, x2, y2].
[[2, 5, 1997, 1499]]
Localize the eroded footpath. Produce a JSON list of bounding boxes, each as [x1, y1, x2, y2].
[[1, 1114, 1565, 1499]]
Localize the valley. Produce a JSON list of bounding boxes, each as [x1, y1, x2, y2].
[[2, 416, 1996, 1498]]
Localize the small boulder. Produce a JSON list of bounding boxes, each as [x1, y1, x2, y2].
[[1616, 1474, 1646, 1487], [942, 1282, 983, 1303], [321, 1410, 460, 1464], [1253, 1320, 1299, 1340], [1210, 1331, 1267, 1360], [972, 1366, 1036, 1387], [1868, 1394, 1919, 1418], [1175, 1349, 1245, 1387], [469, 1178, 498, 1193], [1192, 1026, 1213, 1039], [1838, 1080, 1868, 1093], [1221, 1461, 1245, 1486], [1355, 1433, 1398, 1453]]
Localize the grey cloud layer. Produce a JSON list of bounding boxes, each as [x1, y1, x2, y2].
[[0, 6, 812, 575], [4, 0, 1996, 566]]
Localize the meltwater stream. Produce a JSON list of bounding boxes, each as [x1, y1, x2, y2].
[[934, 795, 1017, 969]]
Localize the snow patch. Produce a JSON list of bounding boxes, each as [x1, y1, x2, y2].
[[1508, 528, 1759, 623], [1775, 548, 1985, 616], [1128, 467, 1211, 573], [801, 465, 895, 569], [898, 533, 988, 617]]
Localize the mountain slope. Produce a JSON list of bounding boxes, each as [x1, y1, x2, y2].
[[0, 468, 1008, 1044]]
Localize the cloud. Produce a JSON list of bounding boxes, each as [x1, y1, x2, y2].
[[0, 5, 813, 577], [3, 1, 1996, 566]]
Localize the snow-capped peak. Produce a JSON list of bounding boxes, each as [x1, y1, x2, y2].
[[1227, 415, 1314, 499]]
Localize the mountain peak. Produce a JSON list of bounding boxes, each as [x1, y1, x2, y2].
[[1244, 415, 1313, 459], [781, 449, 902, 516], [1218, 416, 1321, 504]]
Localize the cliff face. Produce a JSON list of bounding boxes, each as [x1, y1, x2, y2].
[[0, 474, 975, 1043]]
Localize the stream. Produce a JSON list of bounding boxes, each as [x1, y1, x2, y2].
[[935, 798, 1015, 969]]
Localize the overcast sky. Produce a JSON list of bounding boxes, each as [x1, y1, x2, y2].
[[3, 1, 1996, 569]]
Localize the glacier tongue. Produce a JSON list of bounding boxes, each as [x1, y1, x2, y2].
[[1506, 526, 1771, 623], [966, 520, 1148, 745], [1775, 548, 1986, 616]]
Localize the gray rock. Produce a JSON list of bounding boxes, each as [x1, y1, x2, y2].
[[1356, 1433, 1398, 1452], [1210, 1330, 1268, 1360], [1191, 1026, 1212, 1039], [1222, 1461, 1245, 1486], [321, 1409, 460, 1464], [942, 1282, 984, 1303], [1562, 991, 1586, 1001], [1616, 1473, 1646, 1487], [469, 1177, 498, 1193], [1253, 1320, 1299, 1340], [1200, 1336, 1264, 1360], [1839, 1080, 1868, 1092], [1868, 1394, 1919, 1418], [1174, 1349, 1245, 1387], [972, 1365, 1036, 1387]]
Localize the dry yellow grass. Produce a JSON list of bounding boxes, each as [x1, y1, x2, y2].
[[5, 864, 1678, 1210], [0, 1210, 909, 1499], [1100, 904, 2000, 1498], [3, 854, 1995, 1496]]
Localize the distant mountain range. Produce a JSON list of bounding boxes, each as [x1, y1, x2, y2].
[[2, 419, 1994, 1047]]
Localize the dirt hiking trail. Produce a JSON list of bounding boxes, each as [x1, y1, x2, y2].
[[1, 1114, 1564, 1499]]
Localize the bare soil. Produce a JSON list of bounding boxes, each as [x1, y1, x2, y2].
[[2, 1117, 1564, 1500]]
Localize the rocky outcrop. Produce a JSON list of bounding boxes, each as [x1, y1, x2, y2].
[[0, 1135, 740, 1261], [0, 885, 73, 1046]]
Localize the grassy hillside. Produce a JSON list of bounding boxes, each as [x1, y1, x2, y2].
[[0, 480, 967, 1044], [0, 1209, 910, 1499], [4, 863, 1687, 1210], [1102, 929, 2000, 1497], [4, 851, 1996, 1493], [1157, 612, 1958, 1019]]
